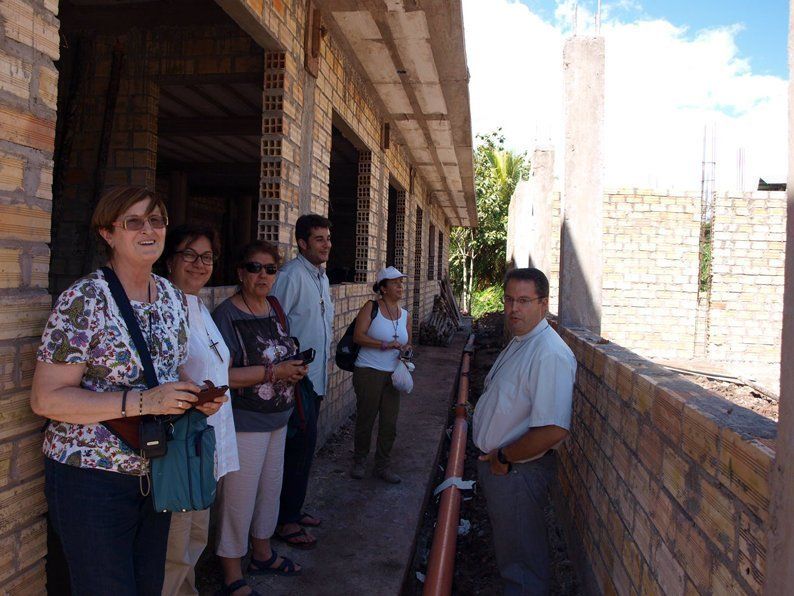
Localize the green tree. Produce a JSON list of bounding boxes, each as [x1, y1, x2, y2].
[[450, 130, 529, 312]]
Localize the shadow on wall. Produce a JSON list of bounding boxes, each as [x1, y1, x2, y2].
[[557, 220, 600, 330]]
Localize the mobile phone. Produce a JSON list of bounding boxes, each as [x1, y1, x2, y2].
[[193, 380, 229, 406], [297, 348, 315, 365]]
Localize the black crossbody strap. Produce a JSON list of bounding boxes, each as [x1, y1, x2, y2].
[[100, 267, 160, 389]]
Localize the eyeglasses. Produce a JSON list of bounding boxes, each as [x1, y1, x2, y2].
[[503, 295, 546, 307], [112, 214, 168, 231], [243, 262, 278, 275], [175, 249, 216, 266]]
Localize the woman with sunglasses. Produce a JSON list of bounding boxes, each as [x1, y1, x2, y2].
[[161, 224, 238, 596], [31, 186, 207, 595], [212, 241, 308, 596]]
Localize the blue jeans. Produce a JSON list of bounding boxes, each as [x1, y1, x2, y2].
[[45, 458, 171, 596]]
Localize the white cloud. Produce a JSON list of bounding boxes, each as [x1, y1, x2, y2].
[[462, 0, 787, 191]]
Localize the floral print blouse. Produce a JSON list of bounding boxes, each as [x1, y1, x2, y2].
[[36, 270, 189, 475]]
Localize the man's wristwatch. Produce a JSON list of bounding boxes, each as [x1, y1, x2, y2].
[[497, 447, 512, 471]]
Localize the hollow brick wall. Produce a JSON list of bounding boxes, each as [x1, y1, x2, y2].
[[0, 0, 58, 591], [556, 324, 773, 595], [708, 192, 786, 393]]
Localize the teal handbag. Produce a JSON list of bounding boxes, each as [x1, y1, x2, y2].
[[151, 409, 217, 513]]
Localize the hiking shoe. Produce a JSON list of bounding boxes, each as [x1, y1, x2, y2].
[[350, 461, 366, 479], [376, 468, 402, 484]]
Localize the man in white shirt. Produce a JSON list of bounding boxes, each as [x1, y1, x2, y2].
[[473, 268, 576, 595], [271, 214, 334, 549]]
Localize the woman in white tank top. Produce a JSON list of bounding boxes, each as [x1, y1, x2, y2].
[[349, 267, 412, 484]]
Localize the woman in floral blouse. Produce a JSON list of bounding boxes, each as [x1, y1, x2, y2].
[[212, 240, 308, 596], [31, 186, 222, 596]]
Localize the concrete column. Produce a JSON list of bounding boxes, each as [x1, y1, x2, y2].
[[765, 3, 794, 592], [507, 147, 555, 273], [559, 36, 604, 333]]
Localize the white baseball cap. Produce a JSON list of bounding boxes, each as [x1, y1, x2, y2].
[[376, 266, 407, 284]]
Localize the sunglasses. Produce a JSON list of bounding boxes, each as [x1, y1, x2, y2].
[[112, 214, 168, 231], [243, 262, 278, 275]]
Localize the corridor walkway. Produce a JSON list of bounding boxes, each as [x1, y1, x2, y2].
[[200, 330, 470, 595]]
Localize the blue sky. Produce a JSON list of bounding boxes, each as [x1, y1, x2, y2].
[[520, 0, 789, 77], [464, 0, 788, 190]]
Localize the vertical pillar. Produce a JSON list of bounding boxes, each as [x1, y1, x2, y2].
[[765, 3, 794, 591], [508, 147, 555, 273], [559, 36, 604, 333]]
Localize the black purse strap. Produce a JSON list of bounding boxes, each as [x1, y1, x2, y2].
[[100, 267, 160, 389]]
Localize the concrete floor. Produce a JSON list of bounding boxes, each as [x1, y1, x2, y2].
[[201, 331, 469, 596]]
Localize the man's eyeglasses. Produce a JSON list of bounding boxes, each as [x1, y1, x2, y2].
[[112, 214, 168, 231], [244, 262, 278, 275], [176, 249, 217, 266], [503, 295, 546, 307]]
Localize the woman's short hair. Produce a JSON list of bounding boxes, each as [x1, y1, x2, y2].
[[162, 224, 221, 264], [235, 240, 281, 270], [90, 186, 168, 257]]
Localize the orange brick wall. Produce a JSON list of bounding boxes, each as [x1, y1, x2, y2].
[[556, 324, 773, 594], [0, 0, 58, 591]]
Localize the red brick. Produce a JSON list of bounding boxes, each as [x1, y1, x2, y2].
[[632, 372, 655, 414], [738, 511, 766, 593], [653, 539, 686, 595], [637, 424, 663, 476], [718, 428, 772, 520], [0, 390, 44, 442], [4, 559, 46, 595], [0, 105, 55, 152], [682, 404, 719, 477], [0, 476, 46, 536], [694, 477, 736, 556], [651, 384, 684, 445], [661, 446, 690, 508], [671, 512, 713, 592]]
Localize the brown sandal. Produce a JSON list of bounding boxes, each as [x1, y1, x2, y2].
[[273, 527, 317, 550]]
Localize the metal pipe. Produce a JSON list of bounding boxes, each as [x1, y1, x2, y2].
[[424, 334, 475, 596]]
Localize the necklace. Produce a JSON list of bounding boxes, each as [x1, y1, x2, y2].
[[199, 301, 223, 362], [383, 299, 400, 341], [239, 291, 268, 317], [302, 258, 326, 316]]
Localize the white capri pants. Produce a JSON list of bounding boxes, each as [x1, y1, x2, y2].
[[215, 426, 287, 558]]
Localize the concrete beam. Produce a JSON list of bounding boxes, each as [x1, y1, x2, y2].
[[559, 36, 604, 334], [765, 2, 794, 591]]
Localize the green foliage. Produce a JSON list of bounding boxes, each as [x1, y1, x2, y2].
[[450, 129, 530, 311], [470, 285, 504, 318]]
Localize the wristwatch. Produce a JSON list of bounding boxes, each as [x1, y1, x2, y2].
[[497, 447, 512, 472]]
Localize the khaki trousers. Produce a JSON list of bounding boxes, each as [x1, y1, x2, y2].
[[162, 509, 210, 596], [352, 366, 400, 469]]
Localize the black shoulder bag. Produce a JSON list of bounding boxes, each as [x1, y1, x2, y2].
[[100, 267, 168, 459]]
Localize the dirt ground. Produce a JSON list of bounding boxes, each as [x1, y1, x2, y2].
[[404, 312, 580, 595], [686, 375, 778, 421]]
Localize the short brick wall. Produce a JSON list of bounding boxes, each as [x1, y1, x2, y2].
[[556, 324, 773, 594]]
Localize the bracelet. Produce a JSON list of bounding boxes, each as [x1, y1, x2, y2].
[[262, 364, 268, 384], [139, 391, 144, 416], [380, 341, 388, 351], [121, 390, 129, 418], [497, 447, 510, 465]]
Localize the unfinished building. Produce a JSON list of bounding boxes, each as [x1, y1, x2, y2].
[[0, 0, 475, 589]]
